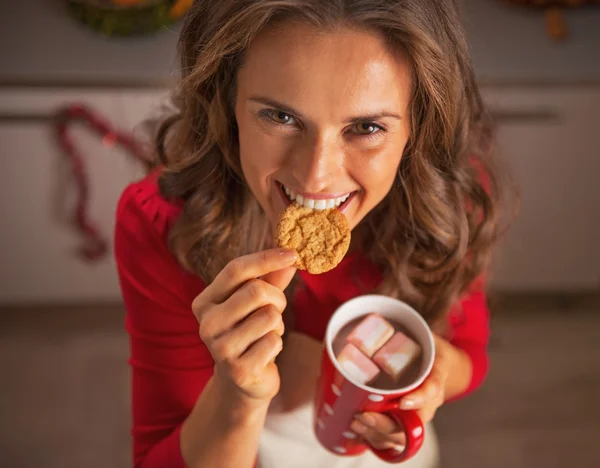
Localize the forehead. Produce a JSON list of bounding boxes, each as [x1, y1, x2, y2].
[[236, 22, 412, 117]]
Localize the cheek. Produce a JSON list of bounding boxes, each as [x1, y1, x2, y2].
[[355, 148, 403, 204], [237, 122, 293, 223], [238, 127, 281, 188]]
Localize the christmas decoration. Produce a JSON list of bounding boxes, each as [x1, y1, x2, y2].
[[54, 104, 152, 261], [65, 0, 193, 37]]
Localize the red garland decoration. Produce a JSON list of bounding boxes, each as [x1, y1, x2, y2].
[[54, 104, 151, 262]]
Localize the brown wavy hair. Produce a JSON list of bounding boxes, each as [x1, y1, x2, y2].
[[155, 0, 515, 326]]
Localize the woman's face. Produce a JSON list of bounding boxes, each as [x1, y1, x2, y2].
[[235, 22, 412, 232]]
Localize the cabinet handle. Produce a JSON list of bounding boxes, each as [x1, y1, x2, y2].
[[0, 112, 54, 124], [2, 110, 562, 125], [490, 109, 562, 124]]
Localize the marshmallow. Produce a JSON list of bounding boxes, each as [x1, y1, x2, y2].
[[373, 331, 421, 381], [347, 313, 395, 357], [337, 343, 380, 385]]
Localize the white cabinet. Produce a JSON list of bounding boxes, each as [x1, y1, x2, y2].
[[117, 89, 174, 132], [483, 87, 600, 291], [0, 89, 165, 303]]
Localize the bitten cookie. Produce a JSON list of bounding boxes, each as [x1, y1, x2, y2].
[[276, 204, 351, 274]]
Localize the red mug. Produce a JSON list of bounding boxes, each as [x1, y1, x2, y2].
[[313, 295, 435, 463]]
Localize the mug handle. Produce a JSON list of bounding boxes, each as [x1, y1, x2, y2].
[[366, 407, 425, 463]]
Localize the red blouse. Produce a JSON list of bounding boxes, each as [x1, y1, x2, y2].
[[115, 173, 491, 468]]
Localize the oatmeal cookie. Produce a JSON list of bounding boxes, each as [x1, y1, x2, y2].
[[276, 204, 350, 274]]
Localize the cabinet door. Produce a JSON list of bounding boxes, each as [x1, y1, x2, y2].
[[117, 89, 172, 132], [483, 87, 600, 291], [0, 89, 147, 303]]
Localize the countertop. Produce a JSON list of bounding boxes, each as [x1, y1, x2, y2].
[[1, 0, 599, 86]]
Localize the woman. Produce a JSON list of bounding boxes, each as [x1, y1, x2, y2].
[[115, 1, 512, 467]]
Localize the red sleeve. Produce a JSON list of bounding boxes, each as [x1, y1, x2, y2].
[[446, 286, 491, 400], [114, 178, 213, 468]]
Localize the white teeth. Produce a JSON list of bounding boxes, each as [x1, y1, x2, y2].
[[282, 184, 351, 210]]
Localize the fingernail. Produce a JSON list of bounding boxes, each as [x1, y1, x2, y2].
[[278, 249, 297, 260], [361, 414, 377, 427], [393, 444, 405, 452], [400, 399, 415, 409], [350, 421, 367, 434]]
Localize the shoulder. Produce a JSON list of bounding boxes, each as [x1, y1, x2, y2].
[[114, 170, 203, 305], [116, 169, 183, 242]]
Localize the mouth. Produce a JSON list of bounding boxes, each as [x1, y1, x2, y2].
[[277, 182, 357, 213]]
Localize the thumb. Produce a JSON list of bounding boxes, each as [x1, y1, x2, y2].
[[261, 265, 297, 291]]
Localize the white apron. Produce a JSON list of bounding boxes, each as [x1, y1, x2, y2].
[[258, 332, 440, 468]]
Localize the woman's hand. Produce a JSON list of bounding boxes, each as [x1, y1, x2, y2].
[[350, 335, 450, 451], [191, 248, 297, 405]]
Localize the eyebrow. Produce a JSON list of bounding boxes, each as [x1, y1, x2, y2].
[[248, 96, 402, 123]]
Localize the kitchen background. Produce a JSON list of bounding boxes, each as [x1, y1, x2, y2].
[[0, 1, 599, 467]]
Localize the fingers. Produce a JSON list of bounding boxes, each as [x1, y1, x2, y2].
[[400, 365, 447, 410], [399, 380, 438, 410], [350, 412, 406, 450], [189, 249, 296, 402], [417, 397, 443, 424], [222, 279, 287, 329], [205, 248, 297, 304], [224, 331, 283, 391], [402, 380, 445, 423], [239, 330, 283, 369], [261, 265, 297, 291], [356, 413, 396, 435], [215, 304, 284, 358], [198, 279, 286, 340], [398, 356, 448, 424]]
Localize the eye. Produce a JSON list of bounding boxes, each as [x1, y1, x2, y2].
[[352, 122, 382, 135], [265, 110, 296, 125]]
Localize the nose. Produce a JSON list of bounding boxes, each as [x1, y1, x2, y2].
[[289, 132, 343, 192]]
